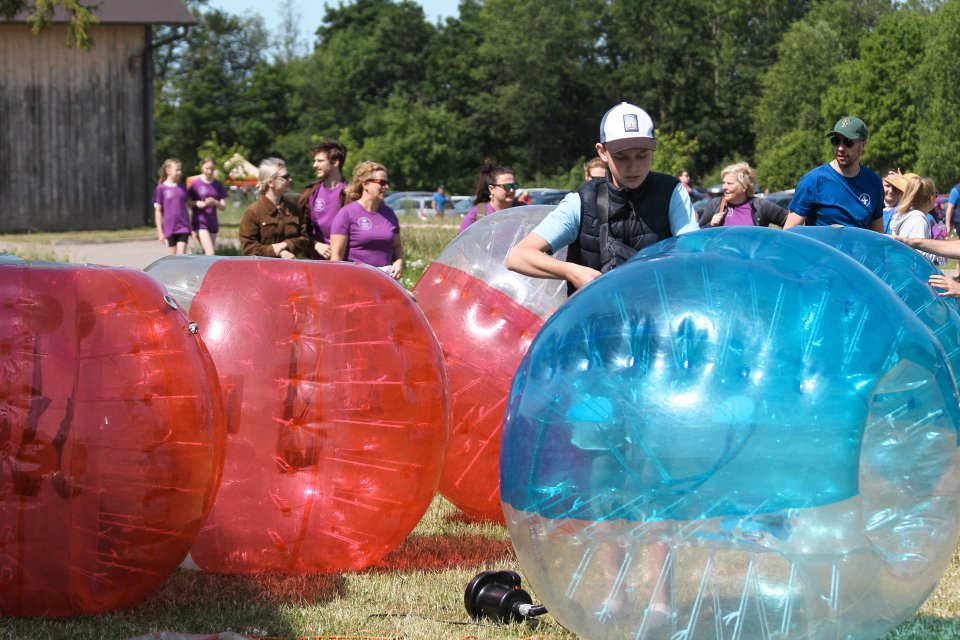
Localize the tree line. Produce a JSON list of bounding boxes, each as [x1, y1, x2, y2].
[[151, 0, 960, 195]]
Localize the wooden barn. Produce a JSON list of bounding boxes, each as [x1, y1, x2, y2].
[[0, 0, 195, 232]]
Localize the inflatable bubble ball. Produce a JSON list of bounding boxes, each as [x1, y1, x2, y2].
[[0, 261, 225, 616], [501, 227, 960, 640], [146, 256, 449, 573], [414, 205, 568, 522], [790, 225, 960, 380]]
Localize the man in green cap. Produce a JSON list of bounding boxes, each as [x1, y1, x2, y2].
[[783, 116, 884, 230]]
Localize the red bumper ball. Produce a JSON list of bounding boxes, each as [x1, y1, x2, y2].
[[146, 256, 449, 573], [0, 262, 225, 616]]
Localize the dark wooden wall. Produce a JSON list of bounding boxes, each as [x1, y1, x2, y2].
[[0, 24, 152, 232]]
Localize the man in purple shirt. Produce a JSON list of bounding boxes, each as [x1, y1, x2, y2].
[[297, 138, 347, 259]]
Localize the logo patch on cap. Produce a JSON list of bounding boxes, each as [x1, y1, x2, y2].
[[840, 117, 853, 128], [622, 114, 639, 133]]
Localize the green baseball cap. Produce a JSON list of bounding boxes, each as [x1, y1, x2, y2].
[[826, 116, 868, 141]]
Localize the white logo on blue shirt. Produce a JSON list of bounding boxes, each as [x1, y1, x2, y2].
[[859, 194, 871, 208]]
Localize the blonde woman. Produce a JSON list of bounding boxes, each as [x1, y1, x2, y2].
[[330, 161, 403, 279], [238, 157, 312, 258], [890, 173, 937, 263], [698, 162, 788, 228]]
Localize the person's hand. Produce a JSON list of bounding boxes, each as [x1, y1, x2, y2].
[[157, 229, 165, 244], [205, 197, 216, 207], [929, 273, 960, 297], [389, 259, 403, 280], [568, 264, 603, 291], [892, 235, 921, 248], [272, 242, 288, 256], [314, 241, 331, 259], [710, 212, 725, 227], [279, 249, 295, 260]]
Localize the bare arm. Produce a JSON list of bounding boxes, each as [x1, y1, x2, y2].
[[870, 217, 884, 233], [505, 232, 602, 291], [154, 203, 164, 243], [894, 236, 960, 259], [330, 234, 348, 261], [389, 233, 404, 280], [782, 211, 805, 229], [947, 203, 956, 237]]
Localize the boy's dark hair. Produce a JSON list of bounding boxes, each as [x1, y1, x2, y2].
[[312, 138, 346, 167]]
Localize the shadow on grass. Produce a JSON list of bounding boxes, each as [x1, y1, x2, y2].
[[0, 570, 349, 640], [370, 534, 515, 573]]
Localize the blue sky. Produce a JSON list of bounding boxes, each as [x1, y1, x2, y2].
[[207, 0, 460, 43]]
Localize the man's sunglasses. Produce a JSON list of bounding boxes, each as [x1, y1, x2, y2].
[[829, 135, 857, 148], [495, 182, 519, 191]]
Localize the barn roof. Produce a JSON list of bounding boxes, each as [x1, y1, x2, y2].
[[4, 0, 196, 25]]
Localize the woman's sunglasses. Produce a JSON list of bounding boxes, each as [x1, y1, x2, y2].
[[495, 182, 519, 191]]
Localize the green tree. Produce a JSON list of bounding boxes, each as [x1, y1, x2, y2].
[[754, 0, 893, 189], [297, 0, 435, 137], [603, 0, 809, 177], [0, 0, 98, 48], [350, 96, 464, 191], [917, 0, 960, 187], [821, 8, 929, 174], [153, 9, 270, 166]]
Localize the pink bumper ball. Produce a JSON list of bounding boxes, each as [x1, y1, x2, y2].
[[145, 256, 449, 573], [0, 261, 225, 617], [413, 206, 566, 521]]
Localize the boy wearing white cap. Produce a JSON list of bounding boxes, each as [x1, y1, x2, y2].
[[506, 102, 698, 293]]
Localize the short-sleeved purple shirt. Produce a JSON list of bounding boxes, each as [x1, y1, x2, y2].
[[722, 200, 754, 226], [153, 183, 191, 237], [331, 201, 400, 267], [187, 178, 226, 233], [308, 181, 346, 243]]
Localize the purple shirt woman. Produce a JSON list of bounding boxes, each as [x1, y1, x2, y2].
[[330, 161, 404, 280], [458, 162, 517, 233]]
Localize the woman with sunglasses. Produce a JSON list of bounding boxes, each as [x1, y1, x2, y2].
[[330, 161, 404, 280], [239, 157, 312, 258], [458, 160, 518, 233]]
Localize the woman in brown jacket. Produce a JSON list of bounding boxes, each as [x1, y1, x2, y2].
[[239, 157, 312, 258]]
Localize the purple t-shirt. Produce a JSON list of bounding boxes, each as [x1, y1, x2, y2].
[[723, 200, 754, 226], [458, 202, 489, 233], [187, 178, 226, 233], [153, 183, 191, 237], [331, 201, 400, 267], [308, 181, 346, 243]]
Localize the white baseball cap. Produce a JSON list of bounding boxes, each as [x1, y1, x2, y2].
[[599, 102, 657, 152]]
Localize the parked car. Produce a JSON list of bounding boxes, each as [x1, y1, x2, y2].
[[525, 188, 571, 206], [390, 195, 434, 218], [453, 197, 474, 217], [761, 189, 795, 209], [384, 191, 433, 208]]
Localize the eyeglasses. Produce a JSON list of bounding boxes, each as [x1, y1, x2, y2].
[[828, 135, 856, 148], [366, 178, 390, 187], [495, 182, 519, 191], [274, 173, 292, 182]]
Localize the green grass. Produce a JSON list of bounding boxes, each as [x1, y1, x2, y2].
[[4, 495, 960, 639], [0, 497, 576, 640]]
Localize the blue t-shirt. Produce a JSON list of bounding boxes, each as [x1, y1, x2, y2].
[[788, 163, 884, 228], [948, 185, 960, 220], [531, 182, 698, 253], [432, 192, 450, 212]]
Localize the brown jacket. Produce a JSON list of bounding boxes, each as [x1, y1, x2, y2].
[[239, 194, 313, 257]]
